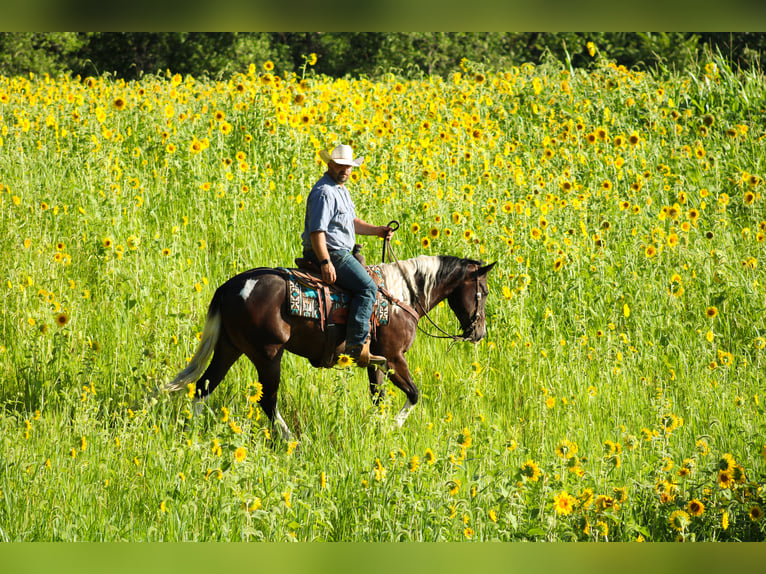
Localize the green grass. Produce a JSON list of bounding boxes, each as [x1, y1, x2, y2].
[[1, 55, 765, 541]]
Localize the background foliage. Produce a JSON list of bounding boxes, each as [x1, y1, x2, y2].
[[1, 32, 766, 79]]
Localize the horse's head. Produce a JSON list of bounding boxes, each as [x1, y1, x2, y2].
[[447, 261, 496, 343]]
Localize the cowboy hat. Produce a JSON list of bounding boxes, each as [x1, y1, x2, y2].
[[319, 144, 364, 167]]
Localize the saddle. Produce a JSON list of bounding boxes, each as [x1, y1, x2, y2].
[[286, 247, 391, 368]]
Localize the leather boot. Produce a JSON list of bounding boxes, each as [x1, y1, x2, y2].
[[347, 342, 387, 370]]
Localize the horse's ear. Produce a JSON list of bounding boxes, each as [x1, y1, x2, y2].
[[472, 262, 496, 278]]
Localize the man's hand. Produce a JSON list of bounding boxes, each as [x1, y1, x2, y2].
[[321, 260, 336, 284], [380, 225, 395, 240]]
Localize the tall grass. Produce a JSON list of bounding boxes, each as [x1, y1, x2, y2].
[[0, 52, 765, 541]]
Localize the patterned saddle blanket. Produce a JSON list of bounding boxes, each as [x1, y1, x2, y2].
[[282, 266, 391, 328]]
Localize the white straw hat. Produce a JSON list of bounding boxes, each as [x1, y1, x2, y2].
[[319, 144, 364, 167]]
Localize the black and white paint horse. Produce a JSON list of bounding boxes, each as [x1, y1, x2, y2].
[[165, 255, 495, 440]]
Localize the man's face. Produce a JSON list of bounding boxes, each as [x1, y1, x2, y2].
[[327, 160, 352, 184]]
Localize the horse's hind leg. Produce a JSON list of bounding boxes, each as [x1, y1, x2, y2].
[[248, 348, 294, 442], [194, 332, 242, 400]]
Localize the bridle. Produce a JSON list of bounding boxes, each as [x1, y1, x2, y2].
[[381, 221, 485, 342]]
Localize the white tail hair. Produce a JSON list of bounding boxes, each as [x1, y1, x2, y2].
[[165, 308, 221, 392]]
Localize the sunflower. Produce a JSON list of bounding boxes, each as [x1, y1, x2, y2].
[[553, 491, 576, 516], [55, 312, 70, 327], [244, 381, 263, 403], [336, 354, 354, 368], [669, 510, 690, 532], [687, 499, 705, 517], [749, 505, 764, 522], [555, 439, 578, 459], [717, 469, 733, 489], [705, 306, 718, 319], [520, 459, 542, 482]]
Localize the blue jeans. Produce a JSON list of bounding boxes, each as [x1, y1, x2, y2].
[[305, 249, 377, 347]]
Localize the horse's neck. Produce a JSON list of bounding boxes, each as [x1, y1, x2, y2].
[[384, 256, 462, 313]]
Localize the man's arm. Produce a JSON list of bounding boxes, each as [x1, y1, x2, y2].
[[354, 218, 394, 240], [310, 230, 336, 284]]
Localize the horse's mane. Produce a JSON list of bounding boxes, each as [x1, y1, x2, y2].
[[382, 255, 481, 308]]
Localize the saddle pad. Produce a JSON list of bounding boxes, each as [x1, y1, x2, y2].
[[286, 272, 390, 326]]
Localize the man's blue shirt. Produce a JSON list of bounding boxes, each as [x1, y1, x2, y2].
[[301, 173, 357, 253]]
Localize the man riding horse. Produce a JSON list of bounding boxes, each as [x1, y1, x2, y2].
[[164, 144, 495, 439], [301, 144, 394, 368]]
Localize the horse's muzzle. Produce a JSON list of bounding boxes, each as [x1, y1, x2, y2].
[[462, 323, 486, 343]]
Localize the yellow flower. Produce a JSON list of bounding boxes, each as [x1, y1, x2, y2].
[[545, 396, 556, 409], [234, 446, 247, 463], [687, 499, 705, 517], [520, 459, 541, 482], [669, 510, 690, 532], [553, 490, 577, 515]]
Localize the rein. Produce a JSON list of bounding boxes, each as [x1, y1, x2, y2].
[[382, 221, 481, 342]]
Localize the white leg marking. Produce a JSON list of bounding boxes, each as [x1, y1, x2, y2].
[[273, 408, 293, 442], [239, 278, 259, 301], [394, 399, 415, 428]]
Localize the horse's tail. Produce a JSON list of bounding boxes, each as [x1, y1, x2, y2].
[[165, 294, 222, 393]]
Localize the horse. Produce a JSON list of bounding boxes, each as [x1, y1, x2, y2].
[[164, 254, 495, 441]]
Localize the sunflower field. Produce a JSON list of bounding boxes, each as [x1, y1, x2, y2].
[[1, 48, 765, 542]]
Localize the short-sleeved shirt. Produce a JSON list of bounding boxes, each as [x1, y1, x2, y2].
[[301, 173, 357, 253]]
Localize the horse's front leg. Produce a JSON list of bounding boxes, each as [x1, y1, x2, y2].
[[367, 366, 386, 405], [386, 353, 419, 428]]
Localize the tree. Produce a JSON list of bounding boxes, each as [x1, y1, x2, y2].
[[0, 33, 84, 76]]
